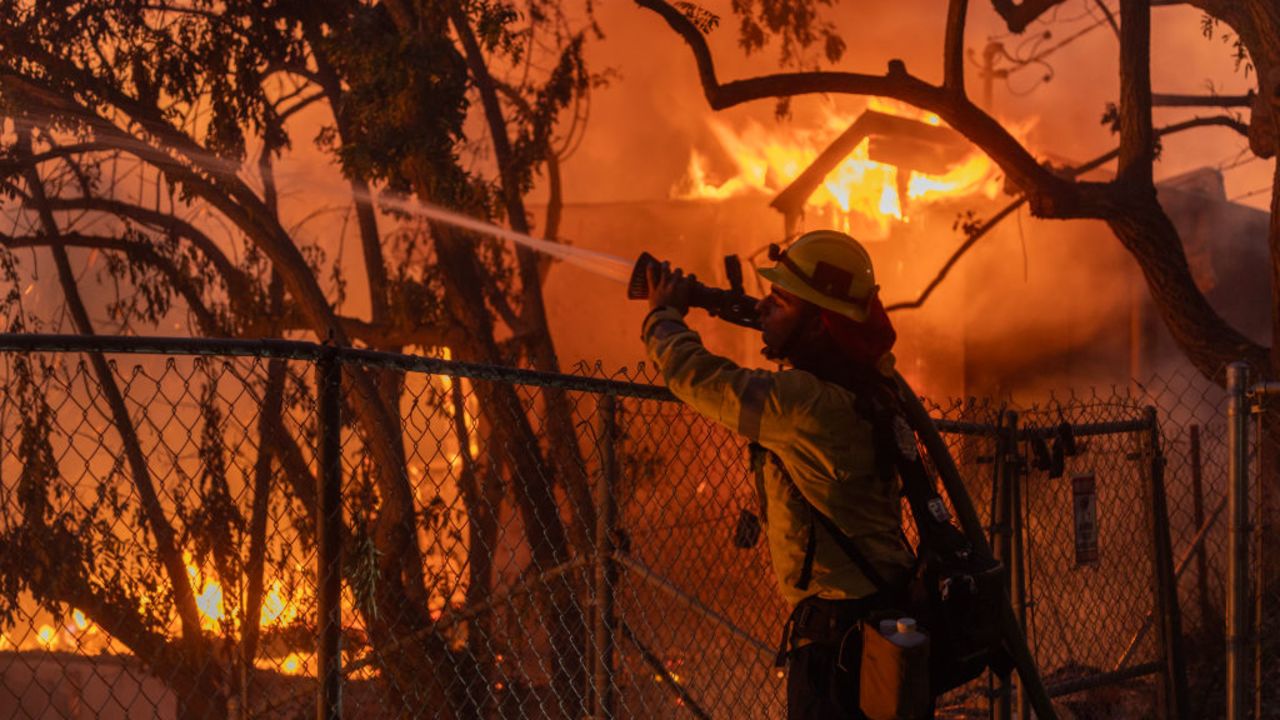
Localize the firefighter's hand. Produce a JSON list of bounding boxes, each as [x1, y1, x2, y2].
[[646, 261, 695, 315]]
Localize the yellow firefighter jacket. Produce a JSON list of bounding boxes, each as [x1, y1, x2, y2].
[[643, 307, 915, 607]]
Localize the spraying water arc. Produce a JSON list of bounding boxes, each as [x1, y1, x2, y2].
[[369, 195, 635, 284]]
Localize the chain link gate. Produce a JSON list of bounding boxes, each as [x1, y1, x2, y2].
[[0, 334, 1198, 719], [924, 398, 1188, 719]]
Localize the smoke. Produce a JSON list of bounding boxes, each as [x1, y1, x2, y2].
[[526, 0, 1271, 399], [2, 1, 1266, 397], [558, 1, 1266, 207]]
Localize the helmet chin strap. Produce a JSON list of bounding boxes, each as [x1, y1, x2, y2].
[[761, 304, 820, 363]]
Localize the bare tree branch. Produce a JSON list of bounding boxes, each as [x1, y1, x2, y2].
[[1093, 0, 1120, 37], [944, 0, 970, 94], [1153, 92, 1255, 107], [1118, 0, 1155, 186], [633, 0, 1075, 213], [887, 115, 1254, 313], [991, 0, 1070, 33], [277, 90, 326, 121]]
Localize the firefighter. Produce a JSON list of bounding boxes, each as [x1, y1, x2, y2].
[[642, 229, 918, 719]]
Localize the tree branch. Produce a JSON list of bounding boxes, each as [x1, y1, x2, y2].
[[1093, 0, 1120, 37], [1153, 92, 1254, 107], [991, 0, 1070, 33], [446, 3, 557, 343], [16, 137, 207, 647], [0, 231, 226, 334], [944, 0, 970, 94], [885, 198, 1027, 312], [302, 19, 392, 332], [0, 66, 412, 487], [633, 0, 1076, 213], [32, 195, 249, 297], [1118, 0, 1155, 186], [887, 115, 1253, 313], [493, 79, 566, 283], [240, 355, 284, 676]]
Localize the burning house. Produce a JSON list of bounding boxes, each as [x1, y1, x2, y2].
[[543, 103, 1270, 404]]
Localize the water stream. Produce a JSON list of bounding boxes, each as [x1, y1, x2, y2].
[[373, 195, 635, 284]]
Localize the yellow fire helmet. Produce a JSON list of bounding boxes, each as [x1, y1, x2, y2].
[[757, 229, 879, 321]]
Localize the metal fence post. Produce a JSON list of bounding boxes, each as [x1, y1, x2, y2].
[[592, 394, 618, 719], [1010, 418, 1029, 720], [1252, 397, 1265, 720], [1188, 425, 1212, 629], [317, 348, 343, 720], [1226, 362, 1249, 720], [994, 410, 1017, 720], [1145, 406, 1188, 720]]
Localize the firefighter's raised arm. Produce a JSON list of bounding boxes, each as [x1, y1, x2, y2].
[[641, 305, 822, 451]]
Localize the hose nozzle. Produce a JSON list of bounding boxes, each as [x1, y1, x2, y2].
[[627, 252, 762, 330]]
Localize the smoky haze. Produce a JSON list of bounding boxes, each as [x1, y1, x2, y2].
[[19, 0, 1264, 403], [528, 1, 1270, 402]]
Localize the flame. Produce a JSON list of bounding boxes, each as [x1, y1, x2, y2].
[[260, 580, 301, 627], [37, 625, 56, 649], [185, 554, 226, 630], [676, 99, 1007, 239]]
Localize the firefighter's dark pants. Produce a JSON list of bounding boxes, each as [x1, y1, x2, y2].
[[780, 596, 879, 720]]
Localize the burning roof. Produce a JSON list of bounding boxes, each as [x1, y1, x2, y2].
[[676, 99, 1009, 241]]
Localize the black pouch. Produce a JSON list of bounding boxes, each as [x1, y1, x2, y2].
[[733, 509, 761, 549]]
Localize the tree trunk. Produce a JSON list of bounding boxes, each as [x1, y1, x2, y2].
[[424, 214, 587, 714], [1100, 188, 1269, 379]]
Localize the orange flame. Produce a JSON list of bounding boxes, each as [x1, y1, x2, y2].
[[676, 99, 1007, 239], [185, 553, 226, 631], [37, 624, 56, 650]]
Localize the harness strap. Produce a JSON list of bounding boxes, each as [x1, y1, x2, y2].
[[796, 515, 818, 591], [808, 505, 894, 592]]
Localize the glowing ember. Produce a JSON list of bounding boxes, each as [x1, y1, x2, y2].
[[676, 98, 1006, 239]]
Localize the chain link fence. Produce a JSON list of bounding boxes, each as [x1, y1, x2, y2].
[[0, 335, 1242, 719], [1213, 363, 1280, 720], [1254, 382, 1280, 720]]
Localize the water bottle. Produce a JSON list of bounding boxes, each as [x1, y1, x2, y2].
[[889, 618, 928, 649], [861, 617, 931, 719]]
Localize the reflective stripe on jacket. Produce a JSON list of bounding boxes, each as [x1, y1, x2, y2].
[[642, 307, 915, 607]]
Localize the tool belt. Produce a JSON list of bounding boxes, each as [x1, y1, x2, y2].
[[775, 594, 889, 668]]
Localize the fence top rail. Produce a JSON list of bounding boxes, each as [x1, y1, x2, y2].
[[0, 333, 677, 401], [0, 333, 1158, 431], [934, 416, 1152, 439]]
